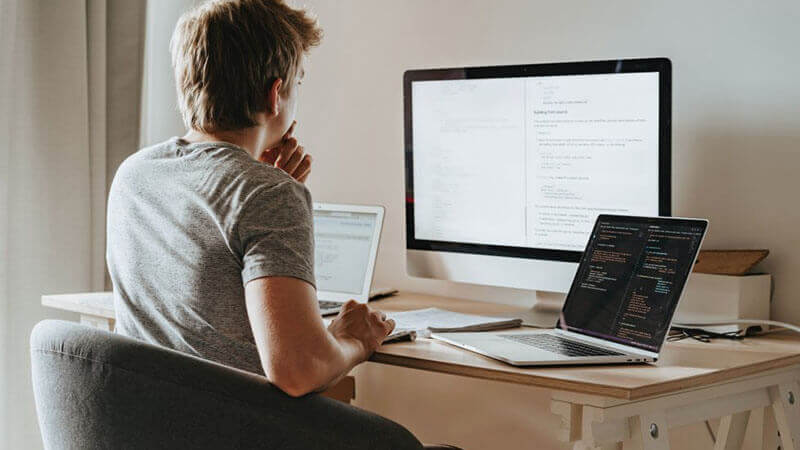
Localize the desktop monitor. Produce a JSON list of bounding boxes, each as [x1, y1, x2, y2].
[[403, 58, 671, 297]]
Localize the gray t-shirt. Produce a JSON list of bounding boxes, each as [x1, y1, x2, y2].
[[107, 137, 315, 375]]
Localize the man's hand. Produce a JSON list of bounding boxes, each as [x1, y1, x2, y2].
[[245, 277, 387, 397], [328, 300, 395, 360], [260, 120, 312, 183]]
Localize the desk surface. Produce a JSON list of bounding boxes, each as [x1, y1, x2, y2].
[[42, 290, 800, 401]]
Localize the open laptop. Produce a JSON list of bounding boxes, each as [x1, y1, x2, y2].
[[432, 215, 708, 366], [312, 203, 387, 316]]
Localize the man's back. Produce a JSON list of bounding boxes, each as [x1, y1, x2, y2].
[[107, 137, 315, 374], [104, 0, 397, 401]]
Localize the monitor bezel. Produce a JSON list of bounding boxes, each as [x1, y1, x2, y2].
[[403, 57, 672, 263]]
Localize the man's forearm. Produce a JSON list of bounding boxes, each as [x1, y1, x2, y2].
[[313, 334, 365, 393], [270, 331, 365, 397], [245, 278, 388, 397]]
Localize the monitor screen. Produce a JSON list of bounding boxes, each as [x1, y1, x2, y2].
[[313, 210, 378, 295], [559, 216, 707, 352], [405, 59, 671, 263]]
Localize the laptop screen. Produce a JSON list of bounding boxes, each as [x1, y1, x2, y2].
[[558, 215, 707, 353], [313, 209, 379, 295]]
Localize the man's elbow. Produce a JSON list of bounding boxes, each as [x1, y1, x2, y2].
[[265, 365, 320, 398]]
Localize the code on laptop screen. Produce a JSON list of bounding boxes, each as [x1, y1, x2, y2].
[[313, 210, 377, 295], [559, 217, 706, 352]]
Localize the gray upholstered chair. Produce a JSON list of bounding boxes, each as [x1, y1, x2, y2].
[[30, 320, 426, 450]]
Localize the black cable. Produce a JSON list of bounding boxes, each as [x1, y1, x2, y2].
[[667, 326, 745, 343]]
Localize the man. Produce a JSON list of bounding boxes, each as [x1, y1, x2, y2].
[[106, 3, 468, 448], [107, 0, 396, 399]]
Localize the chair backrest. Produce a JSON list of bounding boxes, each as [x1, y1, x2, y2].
[[30, 320, 422, 450]]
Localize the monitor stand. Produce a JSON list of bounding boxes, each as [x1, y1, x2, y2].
[[513, 291, 566, 328]]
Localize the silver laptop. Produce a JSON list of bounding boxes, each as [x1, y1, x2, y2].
[[432, 215, 708, 366], [312, 203, 387, 316]]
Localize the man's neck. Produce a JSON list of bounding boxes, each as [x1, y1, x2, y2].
[[183, 126, 270, 160]]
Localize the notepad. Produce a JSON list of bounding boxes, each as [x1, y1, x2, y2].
[[387, 308, 522, 337]]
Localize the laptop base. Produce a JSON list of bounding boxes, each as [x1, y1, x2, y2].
[[432, 330, 654, 367]]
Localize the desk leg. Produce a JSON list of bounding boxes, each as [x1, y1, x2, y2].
[[321, 376, 355, 405], [80, 314, 115, 332], [573, 443, 621, 450], [552, 401, 582, 443], [769, 381, 800, 450], [762, 406, 779, 450], [552, 400, 628, 450], [621, 437, 642, 450], [552, 403, 670, 450], [560, 402, 756, 450], [553, 368, 800, 450], [713, 411, 750, 450], [627, 413, 669, 450], [567, 411, 669, 450]]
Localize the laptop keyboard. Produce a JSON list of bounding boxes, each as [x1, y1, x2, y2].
[[500, 334, 623, 357], [318, 300, 343, 310]]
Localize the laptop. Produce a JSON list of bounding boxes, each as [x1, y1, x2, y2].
[[432, 215, 708, 366], [312, 203, 387, 316]]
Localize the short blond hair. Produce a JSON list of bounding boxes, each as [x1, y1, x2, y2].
[[171, 0, 322, 132]]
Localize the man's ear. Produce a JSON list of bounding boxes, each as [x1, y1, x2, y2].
[[267, 78, 283, 117]]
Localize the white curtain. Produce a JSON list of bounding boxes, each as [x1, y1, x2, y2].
[[0, 1, 145, 447], [0, 0, 19, 442]]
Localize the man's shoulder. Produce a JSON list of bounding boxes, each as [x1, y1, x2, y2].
[[195, 142, 307, 204], [117, 137, 296, 189], [111, 138, 310, 216], [113, 138, 182, 181]]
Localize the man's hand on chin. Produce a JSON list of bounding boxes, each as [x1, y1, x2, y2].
[[260, 120, 312, 183]]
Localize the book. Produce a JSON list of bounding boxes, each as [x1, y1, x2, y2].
[[386, 308, 522, 337]]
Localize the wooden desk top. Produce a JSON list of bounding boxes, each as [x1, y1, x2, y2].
[[42, 291, 800, 401], [369, 293, 800, 400], [42, 291, 115, 318]]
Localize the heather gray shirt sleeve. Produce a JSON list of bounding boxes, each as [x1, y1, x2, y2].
[[238, 179, 316, 287]]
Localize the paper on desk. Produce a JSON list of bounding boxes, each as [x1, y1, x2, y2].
[[386, 308, 522, 338]]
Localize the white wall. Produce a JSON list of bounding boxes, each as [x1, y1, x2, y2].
[[294, 0, 800, 320], [140, 0, 201, 146], [0, 0, 14, 441], [137, 1, 800, 448]]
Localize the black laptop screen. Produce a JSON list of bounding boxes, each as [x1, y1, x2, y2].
[[557, 215, 707, 353]]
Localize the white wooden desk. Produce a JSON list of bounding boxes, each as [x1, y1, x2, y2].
[[42, 291, 800, 450]]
